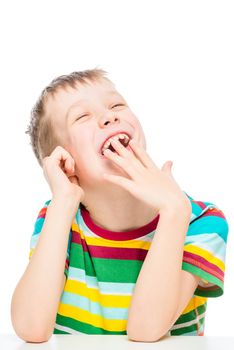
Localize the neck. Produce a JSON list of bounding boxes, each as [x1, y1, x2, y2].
[[81, 184, 158, 232]]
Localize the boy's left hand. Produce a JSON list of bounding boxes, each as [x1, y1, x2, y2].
[[102, 138, 191, 214]]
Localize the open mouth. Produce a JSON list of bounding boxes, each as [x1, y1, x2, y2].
[[100, 133, 131, 156]]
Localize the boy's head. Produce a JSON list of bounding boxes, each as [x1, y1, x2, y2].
[[26, 68, 146, 190]]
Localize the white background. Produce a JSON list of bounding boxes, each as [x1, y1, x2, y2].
[[0, 0, 233, 336]]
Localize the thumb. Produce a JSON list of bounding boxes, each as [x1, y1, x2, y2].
[[161, 160, 173, 174]]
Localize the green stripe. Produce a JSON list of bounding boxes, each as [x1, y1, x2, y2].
[[53, 328, 70, 334], [55, 313, 126, 335], [70, 244, 143, 282], [171, 323, 197, 335], [171, 317, 205, 336], [182, 262, 223, 297], [70, 244, 92, 273], [174, 303, 206, 325]]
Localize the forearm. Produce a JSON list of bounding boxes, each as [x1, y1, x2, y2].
[[127, 206, 191, 342], [11, 198, 79, 342]]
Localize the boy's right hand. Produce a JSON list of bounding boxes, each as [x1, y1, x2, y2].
[[42, 146, 85, 202]]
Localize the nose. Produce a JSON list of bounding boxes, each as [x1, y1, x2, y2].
[[99, 113, 120, 127]]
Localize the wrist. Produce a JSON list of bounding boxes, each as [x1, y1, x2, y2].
[[159, 194, 191, 218], [159, 203, 191, 222], [51, 195, 80, 210]]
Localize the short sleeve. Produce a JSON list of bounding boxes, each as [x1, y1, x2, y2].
[[28, 200, 72, 279], [182, 206, 229, 297]]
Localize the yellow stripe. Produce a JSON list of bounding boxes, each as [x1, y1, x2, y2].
[[72, 223, 86, 239], [64, 279, 131, 308], [85, 236, 151, 249], [182, 295, 207, 314], [71, 223, 151, 249], [57, 303, 127, 332], [58, 295, 206, 331], [184, 244, 225, 271], [29, 249, 34, 259]]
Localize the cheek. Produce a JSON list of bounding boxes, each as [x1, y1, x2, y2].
[[129, 112, 143, 129], [69, 133, 97, 170], [69, 129, 90, 152], [129, 114, 147, 149]]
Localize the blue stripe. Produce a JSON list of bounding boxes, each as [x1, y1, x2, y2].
[[60, 291, 128, 320], [188, 215, 228, 242], [184, 232, 226, 262], [33, 217, 45, 235], [68, 267, 135, 294]]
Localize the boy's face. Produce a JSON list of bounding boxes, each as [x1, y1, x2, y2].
[[46, 78, 147, 187]]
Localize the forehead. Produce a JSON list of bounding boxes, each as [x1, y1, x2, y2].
[[46, 78, 120, 117]]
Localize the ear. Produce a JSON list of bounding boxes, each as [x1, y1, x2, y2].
[[73, 165, 81, 186], [69, 175, 80, 185]]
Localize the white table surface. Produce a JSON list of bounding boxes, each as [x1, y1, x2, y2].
[[1, 334, 234, 350]]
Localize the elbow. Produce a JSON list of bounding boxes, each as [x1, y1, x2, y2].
[[11, 312, 53, 343], [11, 300, 53, 343], [13, 326, 52, 343], [21, 333, 52, 344], [127, 330, 167, 343], [127, 322, 169, 342], [127, 307, 173, 342], [26, 331, 52, 343]]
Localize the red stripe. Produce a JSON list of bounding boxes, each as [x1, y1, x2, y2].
[[184, 251, 224, 276], [201, 208, 226, 219], [183, 251, 224, 281], [71, 231, 148, 260], [80, 204, 160, 240], [192, 200, 207, 210], [37, 207, 47, 219], [86, 245, 148, 260], [65, 258, 69, 269]]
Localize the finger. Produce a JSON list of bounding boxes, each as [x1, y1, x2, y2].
[[51, 146, 75, 173], [109, 138, 133, 158], [65, 158, 75, 174], [103, 148, 141, 179], [161, 161, 173, 174], [108, 138, 142, 168], [104, 139, 144, 175], [128, 139, 158, 169], [51, 146, 74, 166]]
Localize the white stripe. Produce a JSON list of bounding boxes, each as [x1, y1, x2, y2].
[[68, 267, 135, 295], [184, 232, 226, 261], [54, 323, 87, 335], [170, 311, 206, 330], [68, 276, 134, 295]]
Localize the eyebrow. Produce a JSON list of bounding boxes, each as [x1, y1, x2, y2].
[[65, 91, 122, 120]]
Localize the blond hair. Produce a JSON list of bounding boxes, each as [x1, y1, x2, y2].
[[25, 67, 109, 166]]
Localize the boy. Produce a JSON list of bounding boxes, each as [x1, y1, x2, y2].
[[11, 68, 229, 343]]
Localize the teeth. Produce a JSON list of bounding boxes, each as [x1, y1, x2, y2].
[[101, 133, 130, 155]]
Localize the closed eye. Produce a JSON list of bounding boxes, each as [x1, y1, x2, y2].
[[112, 103, 125, 108], [75, 103, 125, 121], [75, 114, 88, 121]]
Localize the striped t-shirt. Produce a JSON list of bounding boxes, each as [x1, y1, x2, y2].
[[29, 192, 229, 336]]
